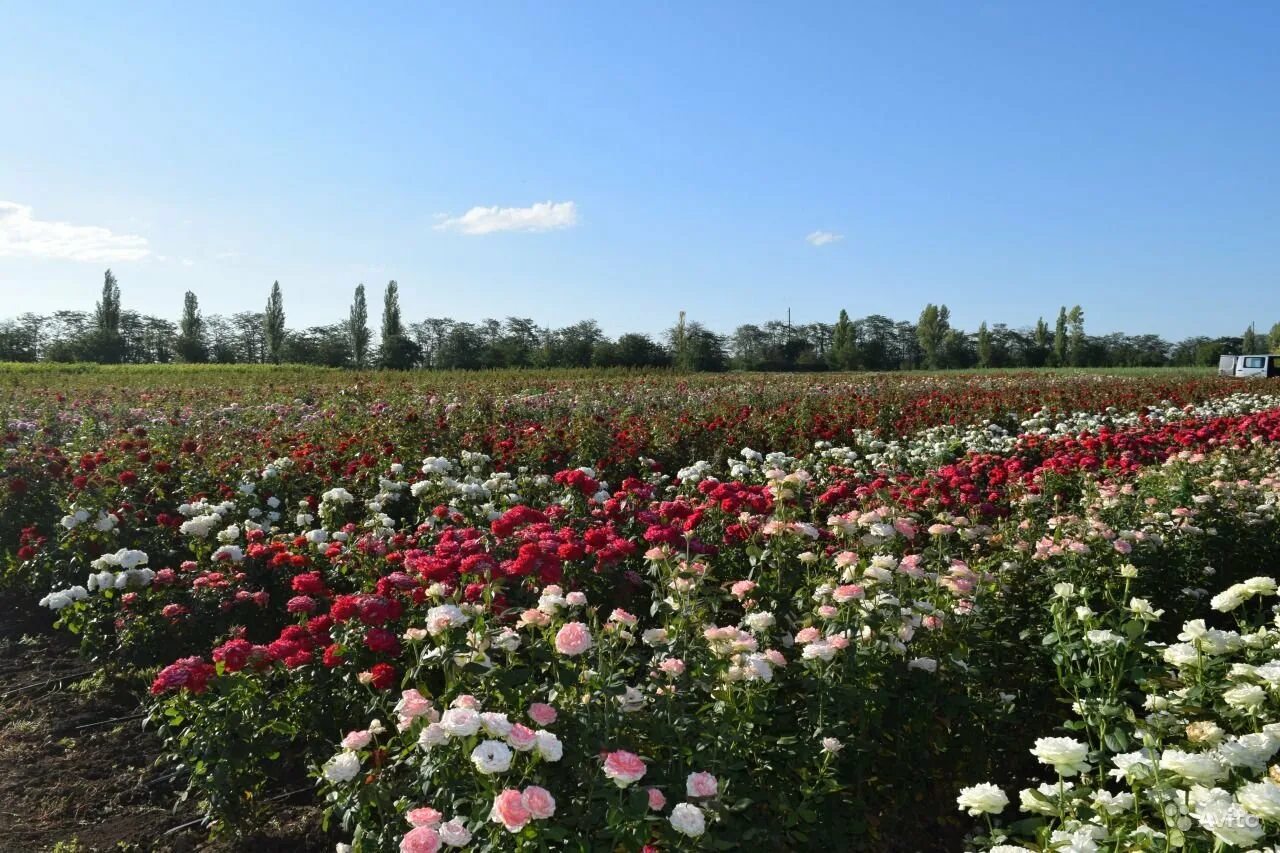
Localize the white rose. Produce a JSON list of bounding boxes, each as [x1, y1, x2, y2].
[[669, 802, 706, 837], [470, 739, 513, 774], [322, 751, 360, 783]]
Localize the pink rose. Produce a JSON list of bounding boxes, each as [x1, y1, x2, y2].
[[832, 584, 864, 603], [602, 750, 647, 787], [522, 785, 556, 819], [406, 806, 443, 828], [794, 627, 821, 644], [764, 649, 786, 667], [659, 658, 685, 677], [341, 730, 372, 750], [817, 605, 838, 618], [647, 787, 667, 811], [489, 788, 532, 833], [397, 689, 433, 719], [554, 622, 594, 656], [686, 772, 719, 798], [507, 723, 538, 752], [729, 580, 757, 599], [451, 694, 481, 710], [528, 702, 558, 726], [400, 826, 441, 853]]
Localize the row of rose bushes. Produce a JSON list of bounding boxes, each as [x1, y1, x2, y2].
[[1, 369, 1260, 588], [12, 388, 1280, 850]]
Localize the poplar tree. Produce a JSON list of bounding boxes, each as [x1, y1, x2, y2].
[[175, 291, 208, 363], [348, 284, 370, 369], [263, 281, 286, 364]]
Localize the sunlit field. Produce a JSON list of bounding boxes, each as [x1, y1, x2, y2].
[[4, 366, 1280, 851]]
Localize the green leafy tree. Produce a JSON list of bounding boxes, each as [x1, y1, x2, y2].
[[1242, 323, 1260, 354], [263, 281, 286, 364], [916, 304, 948, 369], [175, 291, 208, 363], [1052, 307, 1068, 367], [976, 322, 992, 368], [378, 280, 418, 370], [830, 309, 857, 370], [347, 284, 371, 369], [1067, 306, 1085, 366], [88, 269, 125, 363], [1268, 322, 1280, 353]]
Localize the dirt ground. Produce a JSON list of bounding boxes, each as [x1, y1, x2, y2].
[[0, 596, 332, 853]]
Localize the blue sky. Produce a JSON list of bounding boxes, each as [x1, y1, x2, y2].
[[1, 2, 1278, 340]]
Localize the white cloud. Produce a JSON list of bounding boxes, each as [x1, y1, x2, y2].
[[434, 200, 579, 235], [0, 201, 151, 262], [806, 230, 843, 247]]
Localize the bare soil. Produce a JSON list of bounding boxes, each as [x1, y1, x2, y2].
[[0, 595, 332, 853]]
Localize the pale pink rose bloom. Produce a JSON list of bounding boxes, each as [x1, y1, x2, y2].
[[897, 554, 925, 578], [927, 523, 954, 536], [451, 694, 481, 710], [609, 608, 638, 626], [659, 658, 686, 676], [922, 615, 943, 630], [644, 546, 670, 561], [342, 730, 372, 750], [648, 787, 667, 810], [686, 772, 719, 798], [834, 550, 858, 567], [894, 518, 917, 539], [403, 627, 429, 642], [764, 649, 786, 667], [602, 750, 647, 787], [522, 785, 556, 819], [489, 789, 532, 833], [406, 807, 443, 828], [832, 584, 864, 602], [794, 627, 821, 644], [730, 580, 757, 599], [1114, 539, 1132, 554], [518, 608, 551, 628], [566, 591, 588, 606], [528, 702, 558, 726], [397, 689, 433, 720], [554, 622, 594, 656], [817, 605, 838, 618], [400, 826, 441, 853], [438, 819, 471, 847], [507, 723, 538, 752], [828, 634, 851, 650]]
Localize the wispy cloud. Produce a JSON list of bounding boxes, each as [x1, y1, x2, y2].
[[435, 200, 579, 235], [805, 230, 843, 247], [0, 200, 151, 262]]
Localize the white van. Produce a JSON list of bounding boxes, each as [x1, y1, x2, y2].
[[1219, 354, 1280, 378]]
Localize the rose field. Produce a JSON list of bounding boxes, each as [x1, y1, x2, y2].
[[9, 365, 1280, 852]]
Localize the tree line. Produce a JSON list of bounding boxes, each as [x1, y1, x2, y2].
[[0, 271, 1271, 371]]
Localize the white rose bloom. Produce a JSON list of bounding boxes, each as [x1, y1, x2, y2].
[[1019, 781, 1068, 816], [1109, 750, 1154, 782], [1192, 798, 1264, 846], [642, 628, 670, 647], [1237, 780, 1280, 821], [534, 730, 563, 762], [908, 657, 937, 673], [1030, 737, 1091, 776], [1084, 629, 1122, 647], [417, 723, 448, 749], [1211, 585, 1250, 612], [322, 751, 360, 783], [744, 611, 775, 632], [1217, 732, 1279, 770], [470, 739, 513, 774], [1223, 684, 1267, 710], [1160, 749, 1224, 786], [440, 708, 481, 737], [439, 818, 472, 847], [955, 782, 1008, 816], [668, 802, 706, 837], [1243, 576, 1278, 595], [1091, 789, 1135, 815], [479, 712, 513, 738], [1162, 643, 1199, 668]]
